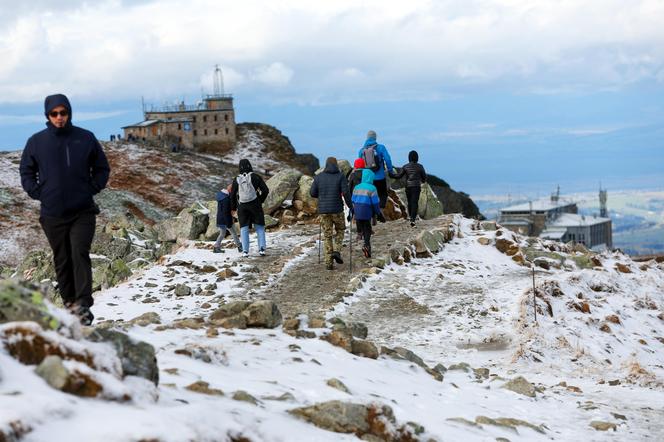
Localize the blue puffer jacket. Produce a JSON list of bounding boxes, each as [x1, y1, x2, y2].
[[351, 169, 381, 221], [357, 137, 393, 181], [19, 94, 110, 218]]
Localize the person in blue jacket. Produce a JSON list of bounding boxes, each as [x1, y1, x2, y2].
[[214, 184, 242, 253], [351, 169, 385, 258], [19, 94, 110, 325], [357, 130, 394, 210]]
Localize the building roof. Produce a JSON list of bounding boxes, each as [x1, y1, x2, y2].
[[549, 213, 611, 228], [501, 198, 576, 213], [540, 229, 566, 240], [122, 119, 159, 129]]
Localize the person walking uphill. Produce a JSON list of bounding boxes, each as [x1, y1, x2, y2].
[[214, 184, 242, 253], [230, 159, 269, 257], [310, 157, 352, 270], [391, 150, 427, 226], [19, 94, 110, 325], [357, 130, 393, 209], [352, 169, 385, 258]]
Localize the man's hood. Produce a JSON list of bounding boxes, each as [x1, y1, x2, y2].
[[408, 150, 419, 162], [239, 159, 253, 174], [364, 137, 377, 148], [361, 168, 375, 184], [44, 94, 73, 132], [323, 159, 340, 174]]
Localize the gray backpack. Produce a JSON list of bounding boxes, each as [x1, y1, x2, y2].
[[237, 173, 257, 203], [362, 144, 381, 172]]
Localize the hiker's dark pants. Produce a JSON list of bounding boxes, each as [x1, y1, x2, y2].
[[356, 220, 372, 248], [374, 178, 388, 209], [406, 186, 421, 222], [40, 212, 96, 308]]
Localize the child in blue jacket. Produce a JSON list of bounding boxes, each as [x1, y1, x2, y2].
[[351, 169, 385, 258], [214, 184, 242, 253]]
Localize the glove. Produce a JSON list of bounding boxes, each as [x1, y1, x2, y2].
[[346, 209, 354, 222], [377, 213, 386, 223]]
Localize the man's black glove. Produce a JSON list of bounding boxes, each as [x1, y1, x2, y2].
[[377, 213, 386, 223], [346, 210, 354, 222]]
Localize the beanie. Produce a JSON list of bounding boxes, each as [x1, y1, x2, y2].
[[354, 158, 366, 169], [366, 130, 377, 139]]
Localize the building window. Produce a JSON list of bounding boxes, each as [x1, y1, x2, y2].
[[225, 128, 229, 135], [193, 130, 197, 136], [178, 123, 181, 130], [224, 114, 229, 121], [214, 115, 218, 122], [204, 129, 208, 136], [192, 116, 196, 122], [214, 129, 218, 135], [203, 116, 207, 122]]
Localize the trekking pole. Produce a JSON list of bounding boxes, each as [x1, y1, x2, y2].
[[532, 265, 538, 324], [349, 215, 353, 274], [318, 219, 322, 265]]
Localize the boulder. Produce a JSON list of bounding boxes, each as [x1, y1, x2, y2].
[[502, 376, 536, 397], [262, 169, 303, 214], [243, 300, 283, 328], [410, 230, 440, 257], [87, 328, 159, 385], [154, 202, 209, 242], [382, 196, 405, 221], [477, 237, 491, 246], [495, 238, 519, 256], [209, 301, 252, 322], [293, 175, 318, 215], [326, 378, 351, 394], [351, 339, 379, 359], [265, 215, 280, 229], [91, 232, 132, 260], [99, 259, 132, 289], [203, 200, 221, 241], [35, 355, 104, 398], [289, 400, 416, 440], [0, 279, 60, 330], [15, 250, 56, 284]]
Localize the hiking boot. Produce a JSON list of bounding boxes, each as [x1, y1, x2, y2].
[[410, 221, 416, 227], [74, 305, 94, 326], [372, 216, 377, 226], [362, 245, 371, 258], [237, 245, 243, 253], [259, 248, 266, 256], [332, 251, 344, 264], [213, 247, 222, 253], [242, 251, 249, 258], [325, 262, 334, 270]]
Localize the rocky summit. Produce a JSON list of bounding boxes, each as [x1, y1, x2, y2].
[[1, 132, 663, 442]]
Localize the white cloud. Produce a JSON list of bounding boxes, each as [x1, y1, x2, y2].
[[249, 62, 294, 87], [0, 0, 663, 104]]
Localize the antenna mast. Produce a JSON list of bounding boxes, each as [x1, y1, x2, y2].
[[213, 64, 225, 96]]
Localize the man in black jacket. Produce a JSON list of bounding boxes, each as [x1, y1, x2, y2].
[[19, 94, 110, 325], [310, 157, 352, 270], [391, 150, 427, 226], [230, 159, 270, 257]]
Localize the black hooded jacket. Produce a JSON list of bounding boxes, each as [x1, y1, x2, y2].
[[310, 160, 352, 214], [230, 159, 270, 227], [392, 150, 427, 188], [19, 94, 110, 218]]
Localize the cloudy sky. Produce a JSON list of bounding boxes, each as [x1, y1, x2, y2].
[[2, 0, 663, 194]]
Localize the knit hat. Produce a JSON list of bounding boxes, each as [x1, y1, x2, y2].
[[354, 158, 365, 169], [366, 130, 377, 139]]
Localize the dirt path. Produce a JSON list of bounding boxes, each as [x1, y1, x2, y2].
[[244, 216, 455, 319]]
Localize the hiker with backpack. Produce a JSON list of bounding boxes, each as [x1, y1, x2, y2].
[[347, 157, 366, 239], [310, 157, 353, 270], [214, 184, 242, 253], [390, 150, 427, 227], [352, 168, 385, 258], [357, 130, 394, 211], [230, 159, 270, 257]]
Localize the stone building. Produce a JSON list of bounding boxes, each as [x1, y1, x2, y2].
[[499, 189, 612, 250], [122, 95, 236, 152]]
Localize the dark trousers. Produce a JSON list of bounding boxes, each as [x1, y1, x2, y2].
[[406, 186, 421, 222], [356, 219, 372, 248], [40, 212, 96, 307], [374, 178, 388, 209]]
